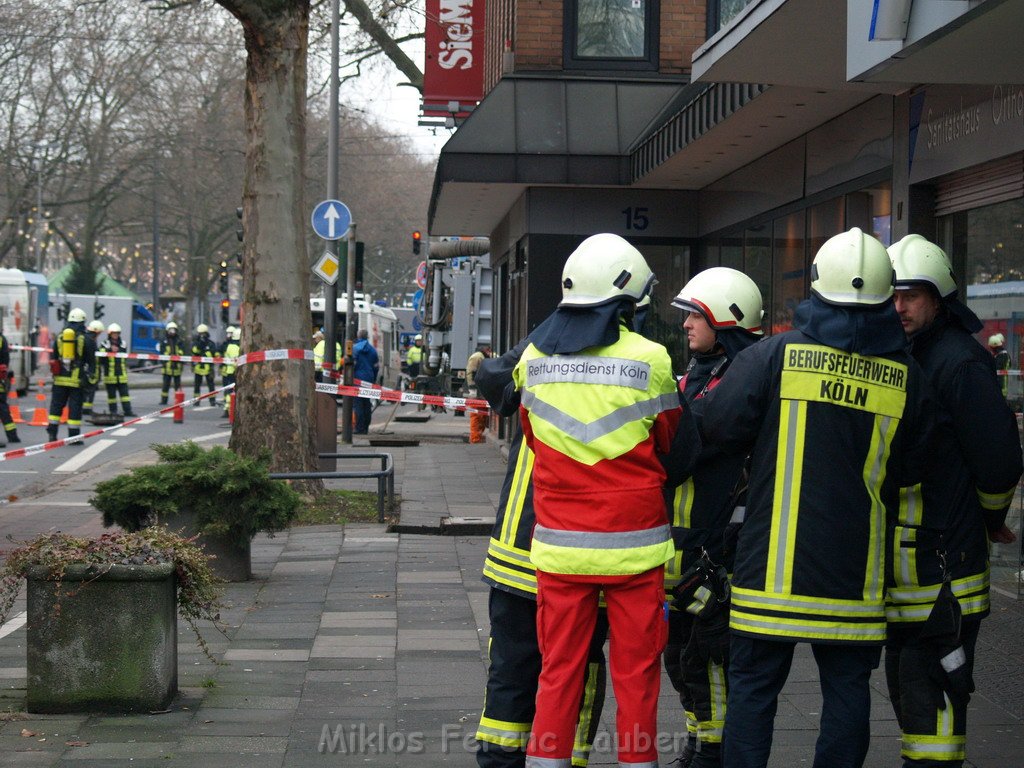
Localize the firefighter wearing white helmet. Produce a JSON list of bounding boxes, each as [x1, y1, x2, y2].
[[81, 319, 106, 414], [157, 321, 185, 404], [99, 322, 134, 417], [663, 267, 764, 767], [514, 233, 699, 768], [405, 333, 424, 378], [46, 307, 96, 444], [884, 234, 1022, 767], [697, 227, 938, 766], [220, 325, 242, 419], [192, 323, 218, 407], [987, 333, 1011, 396]]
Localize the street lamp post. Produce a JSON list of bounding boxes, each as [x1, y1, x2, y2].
[[32, 141, 58, 272]]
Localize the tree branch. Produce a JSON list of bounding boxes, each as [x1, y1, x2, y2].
[[341, 0, 423, 91]]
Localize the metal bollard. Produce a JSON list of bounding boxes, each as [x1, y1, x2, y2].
[[173, 390, 185, 424]]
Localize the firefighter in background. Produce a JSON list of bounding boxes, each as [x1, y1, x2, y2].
[[81, 319, 104, 415], [406, 334, 424, 378], [192, 324, 217, 406], [158, 321, 184, 405], [699, 228, 938, 768], [665, 268, 764, 768], [220, 326, 241, 418], [312, 329, 341, 383], [886, 235, 1023, 767], [514, 234, 699, 768], [0, 329, 21, 444], [987, 333, 1011, 400], [100, 323, 134, 417], [47, 307, 96, 444], [465, 344, 490, 443]]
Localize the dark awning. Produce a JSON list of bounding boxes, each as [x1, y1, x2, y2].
[[428, 75, 700, 236]]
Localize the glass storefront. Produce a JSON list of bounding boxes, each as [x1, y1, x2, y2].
[[699, 181, 892, 338]]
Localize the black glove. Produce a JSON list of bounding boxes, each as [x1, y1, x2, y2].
[[694, 608, 731, 666], [921, 580, 974, 702]]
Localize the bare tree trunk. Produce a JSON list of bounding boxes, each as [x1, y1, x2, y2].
[[228, 1, 318, 474]]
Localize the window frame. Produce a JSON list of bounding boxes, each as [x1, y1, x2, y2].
[[563, 0, 660, 72]]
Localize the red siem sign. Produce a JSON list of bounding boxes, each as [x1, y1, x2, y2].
[[423, 0, 485, 118]]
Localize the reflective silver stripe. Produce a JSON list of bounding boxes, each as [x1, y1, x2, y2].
[[526, 758, 571, 768], [489, 539, 534, 565], [482, 562, 538, 592], [534, 524, 671, 550], [732, 587, 884, 615], [940, 647, 966, 674], [476, 723, 530, 746], [976, 486, 1015, 510], [773, 399, 802, 593], [686, 585, 713, 616], [863, 415, 893, 602], [731, 612, 886, 640], [729, 506, 745, 524], [525, 355, 651, 390], [887, 572, 989, 602], [521, 390, 679, 445]]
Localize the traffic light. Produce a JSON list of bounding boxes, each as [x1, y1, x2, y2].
[[412, 230, 421, 255], [93, 300, 104, 320], [236, 207, 244, 242], [218, 260, 228, 293], [220, 299, 230, 324]]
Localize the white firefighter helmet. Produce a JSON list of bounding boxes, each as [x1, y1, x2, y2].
[[68, 307, 87, 323], [810, 227, 894, 306], [196, 323, 209, 334], [107, 323, 122, 334], [87, 320, 105, 333], [988, 333, 1005, 348], [165, 321, 178, 332], [888, 234, 957, 298], [230, 326, 241, 341], [559, 233, 655, 308], [636, 294, 651, 309], [414, 334, 422, 341], [226, 325, 237, 337], [672, 267, 764, 335]]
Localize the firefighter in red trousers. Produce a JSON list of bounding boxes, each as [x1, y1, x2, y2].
[[665, 268, 764, 768], [514, 233, 699, 768], [886, 235, 1023, 767]]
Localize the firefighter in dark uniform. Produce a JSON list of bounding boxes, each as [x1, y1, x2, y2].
[[698, 228, 938, 768], [158, 321, 184, 405], [81, 319, 104, 415], [665, 268, 764, 768], [474, 337, 608, 768], [192, 324, 217, 406], [0, 330, 21, 443], [47, 307, 96, 444], [886, 234, 1023, 767], [100, 323, 134, 417], [220, 326, 241, 418]]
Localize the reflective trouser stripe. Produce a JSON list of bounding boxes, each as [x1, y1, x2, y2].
[[571, 661, 601, 766], [977, 485, 1015, 511], [685, 709, 697, 735], [696, 661, 726, 745], [477, 717, 531, 748], [526, 758, 570, 768], [901, 691, 967, 762]]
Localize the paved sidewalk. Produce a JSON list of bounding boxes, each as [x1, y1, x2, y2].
[[0, 409, 1020, 766]]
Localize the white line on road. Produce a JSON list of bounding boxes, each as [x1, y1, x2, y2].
[[0, 470, 38, 474], [110, 427, 136, 436], [53, 438, 116, 473], [0, 612, 26, 640], [189, 431, 232, 443]]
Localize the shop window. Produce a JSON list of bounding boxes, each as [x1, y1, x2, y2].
[[564, 0, 659, 71], [744, 225, 772, 332], [941, 198, 1024, 392], [720, 235, 743, 271], [772, 211, 806, 335], [847, 182, 892, 246]]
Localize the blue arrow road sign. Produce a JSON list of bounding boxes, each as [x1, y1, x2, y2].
[[311, 199, 351, 241]]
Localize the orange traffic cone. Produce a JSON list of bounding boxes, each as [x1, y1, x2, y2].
[[28, 388, 49, 427], [60, 406, 68, 424], [8, 390, 22, 424]]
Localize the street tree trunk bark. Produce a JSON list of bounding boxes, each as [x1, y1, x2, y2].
[[220, 0, 318, 474]]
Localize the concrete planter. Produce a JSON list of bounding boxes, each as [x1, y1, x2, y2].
[[162, 509, 252, 582], [26, 563, 177, 713]]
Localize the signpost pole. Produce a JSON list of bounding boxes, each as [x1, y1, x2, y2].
[[341, 223, 357, 444], [321, 0, 341, 460]]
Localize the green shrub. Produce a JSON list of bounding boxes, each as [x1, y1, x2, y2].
[[91, 442, 301, 550]]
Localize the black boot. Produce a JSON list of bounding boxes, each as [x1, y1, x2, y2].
[[46, 426, 58, 442], [7, 430, 20, 443]]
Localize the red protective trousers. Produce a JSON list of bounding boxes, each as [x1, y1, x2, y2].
[[528, 567, 666, 766]]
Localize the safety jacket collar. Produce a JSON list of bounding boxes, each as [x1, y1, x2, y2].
[[529, 299, 633, 355], [717, 327, 761, 361], [793, 294, 906, 356]]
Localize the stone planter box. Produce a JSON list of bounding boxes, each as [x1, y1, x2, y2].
[[26, 563, 177, 713], [162, 509, 252, 582]]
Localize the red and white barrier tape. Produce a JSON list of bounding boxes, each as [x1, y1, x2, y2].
[[315, 381, 489, 413], [0, 385, 234, 463]]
